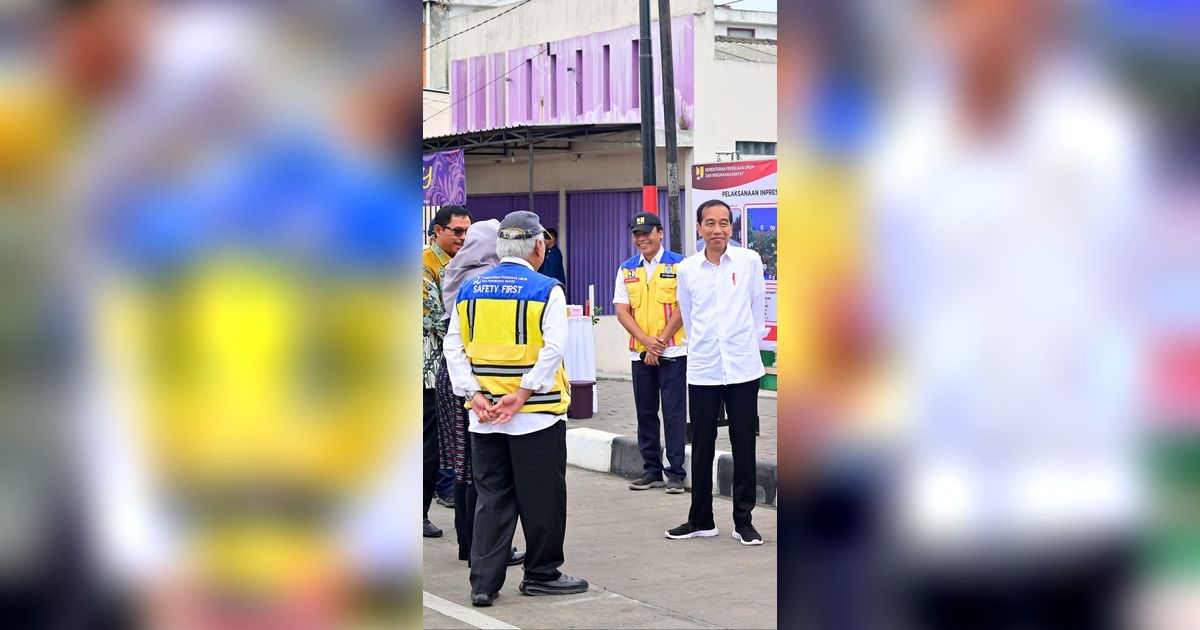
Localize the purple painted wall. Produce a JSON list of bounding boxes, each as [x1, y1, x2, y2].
[[451, 16, 695, 133], [464, 192, 559, 232], [451, 61, 469, 126], [565, 188, 682, 314]]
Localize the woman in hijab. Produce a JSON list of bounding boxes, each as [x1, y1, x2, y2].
[[434, 219, 520, 565], [440, 219, 500, 318]]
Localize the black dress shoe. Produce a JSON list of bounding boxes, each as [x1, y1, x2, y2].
[[423, 519, 443, 538], [519, 573, 589, 596], [471, 592, 498, 607]]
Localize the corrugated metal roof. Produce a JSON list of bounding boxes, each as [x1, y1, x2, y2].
[[714, 37, 777, 63], [423, 123, 641, 152]]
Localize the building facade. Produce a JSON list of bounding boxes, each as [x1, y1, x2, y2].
[[422, 0, 776, 376]]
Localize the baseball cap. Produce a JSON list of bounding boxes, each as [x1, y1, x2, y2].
[[628, 211, 663, 233], [498, 210, 546, 240]]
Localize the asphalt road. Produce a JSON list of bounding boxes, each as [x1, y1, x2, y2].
[[422, 466, 777, 629]]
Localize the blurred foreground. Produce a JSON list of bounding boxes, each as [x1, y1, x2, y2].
[[780, 0, 1199, 628], [2, 1, 422, 627]]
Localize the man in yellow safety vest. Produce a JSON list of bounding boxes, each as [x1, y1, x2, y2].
[[443, 211, 589, 607], [613, 211, 688, 494]]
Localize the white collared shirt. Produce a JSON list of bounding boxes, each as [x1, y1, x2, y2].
[[444, 257, 566, 435], [866, 56, 1144, 551], [677, 246, 767, 385], [613, 246, 688, 361]]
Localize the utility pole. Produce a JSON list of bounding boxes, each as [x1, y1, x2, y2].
[[657, 0, 681, 250], [528, 128, 534, 212], [638, 0, 657, 214]]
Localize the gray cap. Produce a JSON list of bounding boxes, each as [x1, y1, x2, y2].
[[497, 211, 545, 240]]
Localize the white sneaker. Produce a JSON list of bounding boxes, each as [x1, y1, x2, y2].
[[732, 526, 764, 546]]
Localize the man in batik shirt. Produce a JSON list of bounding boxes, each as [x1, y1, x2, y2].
[[422, 205, 471, 537]]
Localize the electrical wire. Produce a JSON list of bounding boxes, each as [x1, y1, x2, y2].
[[424, 0, 533, 51], [422, 47, 546, 123], [715, 48, 756, 62], [729, 40, 776, 57]]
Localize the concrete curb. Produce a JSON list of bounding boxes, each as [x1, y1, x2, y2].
[[566, 427, 777, 507], [596, 375, 777, 399]]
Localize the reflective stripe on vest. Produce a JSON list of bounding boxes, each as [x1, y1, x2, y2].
[[618, 251, 687, 353], [454, 263, 571, 414]]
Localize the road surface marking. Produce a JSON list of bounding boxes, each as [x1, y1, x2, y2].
[[423, 591, 520, 629]]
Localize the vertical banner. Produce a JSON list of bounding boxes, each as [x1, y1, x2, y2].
[[422, 149, 466, 206], [690, 159, 778, 350]]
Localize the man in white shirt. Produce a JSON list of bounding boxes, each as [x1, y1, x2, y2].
[[613, 212, 688, 494], [443, 211, 589, 607], [864, 0, 1146, 626], [667, 200, 768, 546]]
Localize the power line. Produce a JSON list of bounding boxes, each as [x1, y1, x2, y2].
[[715, 48, 756, 62], [422, 47, 546, 123], [424, 0, 532, 51], [729, 40, 776, 57]]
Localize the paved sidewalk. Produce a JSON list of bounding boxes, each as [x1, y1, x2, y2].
[[568, 378, 778, 462], [422, 466, 777, 629]]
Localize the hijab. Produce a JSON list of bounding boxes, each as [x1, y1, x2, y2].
[[441, 219, 500, 320]]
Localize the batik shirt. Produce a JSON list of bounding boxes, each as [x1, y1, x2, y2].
[[422, 242, 451, 388]]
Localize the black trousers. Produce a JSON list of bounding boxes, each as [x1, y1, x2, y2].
[[470, 421, 567, 595], [631, 356, 688, 480], [454, 481, 478, 559], [688, 379, 759, 530], [422, 388, 439, 520], [454, 430, 477, 559], [904, 540, 1133, 630]]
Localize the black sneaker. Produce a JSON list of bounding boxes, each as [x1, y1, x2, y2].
[[423, 519, 443, 538], [436, 494, 455, 508], [629, 472, 665, 490], [665, 478, 685, 494], [732, 525, 764, 546], [665, 522, 718, 539]]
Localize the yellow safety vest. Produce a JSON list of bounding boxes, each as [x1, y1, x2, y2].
[[455, 262, 571, 414], [619, 250, 687, 353]]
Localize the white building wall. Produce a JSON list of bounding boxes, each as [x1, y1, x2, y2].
[[425, 1, 452, 91], [465, 147, 688, 195], [715, 23, 777, 39], [445, 0, 524, 19], [446, 0, 712, 60], [714, 7, 777, 39], [423, 90, 452, 138], [694, 58, 777, 162]]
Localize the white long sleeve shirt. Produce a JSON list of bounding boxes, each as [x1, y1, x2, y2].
[[444, 257, 567, 435], [677, 246, 768, 386], [865, 56, 1145, 553]]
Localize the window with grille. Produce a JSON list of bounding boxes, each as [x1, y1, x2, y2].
[[736, 141, 776, 156]]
